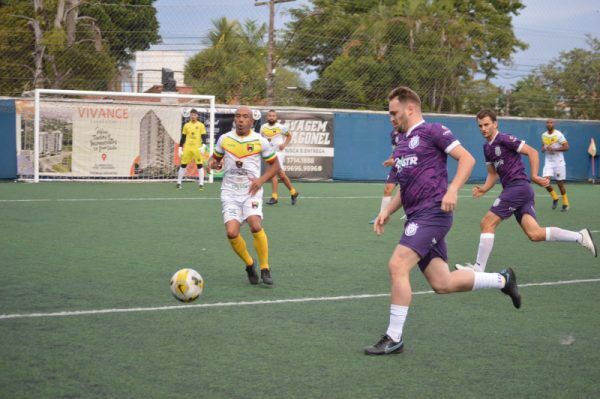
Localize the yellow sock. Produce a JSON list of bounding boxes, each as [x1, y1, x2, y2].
[[549, 189, 559, 201], [252, 229, 269, 270], [290, 187, 297, 196], [562, 194, 569, 206], [228, 235, 253, 266], [272, 193, 279, 200]]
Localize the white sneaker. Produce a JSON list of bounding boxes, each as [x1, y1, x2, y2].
[[579, 229, 597, 257], [454, 263, 476, 271]]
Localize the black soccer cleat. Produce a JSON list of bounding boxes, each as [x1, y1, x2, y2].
[[260, 268, 273, 285], [552, 199, 558, 210], [500, 267, 521, 309], [291, 192, 299, 205], [245, 263, 259, 285], [561, 205, 569, 212], [267, 197, 278, 205], [364, 334, 404, 355], [176, 183, 182, 190]]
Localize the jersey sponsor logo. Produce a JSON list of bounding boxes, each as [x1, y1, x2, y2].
[[493, 198, 501, 207], [395, 155, 418, 172], [495, 146, 501, 157], [409, 135, 420, 149], [405, 222, 419, 236]]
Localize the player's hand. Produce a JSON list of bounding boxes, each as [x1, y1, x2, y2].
[[532, 175, 550, 187], [279, 144, 286, 151], [209, 158, 222, 171], [383, 158, 395, 167], [441, 187, 458, 212], [373, 211, 390, 236], [178, 147, 183, 157], [541, 145, 547, 153], [472, 185, 486, 199], [248, 176, 262, 196]]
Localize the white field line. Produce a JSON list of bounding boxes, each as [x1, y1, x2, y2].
[[0, 194, 547, 203], [1, 278, 598, 321]]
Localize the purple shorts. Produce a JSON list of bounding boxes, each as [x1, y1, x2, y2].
[[490, 182, 536, 224], [399, 212, 452, 271], [385, 167, 399, 185]]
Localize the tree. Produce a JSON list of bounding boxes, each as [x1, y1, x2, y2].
[[282, 0, 527, 110], [510, 37, 600, 119], [185, 17, 304, 105], [0, 0, 160, 95]]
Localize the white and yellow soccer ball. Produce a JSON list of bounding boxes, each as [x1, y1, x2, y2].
[[170, 268, 204, 302]]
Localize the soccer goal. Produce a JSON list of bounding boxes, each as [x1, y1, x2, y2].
[[17, 89, 216, 182]]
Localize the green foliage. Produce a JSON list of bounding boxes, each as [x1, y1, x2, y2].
[[283, 0, 526, 110], [185, 17, 304, 105], [511, 37, 600, 119], [0, 0, 159, 94]]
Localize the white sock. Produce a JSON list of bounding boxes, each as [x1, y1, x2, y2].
[[380, 196, 392, 212], [474, 233, 495, 272], [177, 167, 186, 184], [386, 304, 408, 342], [546, 227, 581, 243], [198, 167, 205, 186], [472, 272, 505, 290]]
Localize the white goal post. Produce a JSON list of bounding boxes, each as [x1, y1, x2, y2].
[[23, 88, 216, 182]]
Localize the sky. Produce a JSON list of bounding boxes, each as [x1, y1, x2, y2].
[[150, 0, 600, 89]]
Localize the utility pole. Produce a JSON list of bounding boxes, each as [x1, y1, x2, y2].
[[255, 0, 295, 106]]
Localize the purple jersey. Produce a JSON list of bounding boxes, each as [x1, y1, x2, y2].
[[483, 132, 529, 187], [392, 121, 460, 217]]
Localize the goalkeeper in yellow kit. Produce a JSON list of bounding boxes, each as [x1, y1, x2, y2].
[[177, 109, 207, 190]]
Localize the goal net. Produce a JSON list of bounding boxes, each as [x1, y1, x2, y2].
[[17, 89, 215, 182]]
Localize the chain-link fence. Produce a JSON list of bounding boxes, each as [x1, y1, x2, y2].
[[1, 0, 598, 118]]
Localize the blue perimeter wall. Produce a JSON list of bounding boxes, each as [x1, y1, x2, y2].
[[333, 112, 600, 182], [1, 103, 599, 182], [0, 99, 16, 179]]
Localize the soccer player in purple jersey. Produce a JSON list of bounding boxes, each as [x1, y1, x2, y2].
[[455, 110, 596, 273], [369, 129, 401, 224], [365, 88, 522, 356]]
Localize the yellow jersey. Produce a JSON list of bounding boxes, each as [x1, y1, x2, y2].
[[260, 122, 289, 148], [214, 130, 277, 194], [182, 121, 206, 149]]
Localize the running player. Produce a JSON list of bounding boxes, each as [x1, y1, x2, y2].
[[260, 110, 299, 205], [455, 110, 596, 273], [208, 106, 281, 285], [177, 109, 206, 190], [365, 87, 522, 356], [541, 118, 570, 211]]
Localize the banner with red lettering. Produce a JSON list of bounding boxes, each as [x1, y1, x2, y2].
[[264, 111, 334, 180]]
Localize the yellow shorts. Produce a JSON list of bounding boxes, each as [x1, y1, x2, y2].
[[181, 147, 203, 165]]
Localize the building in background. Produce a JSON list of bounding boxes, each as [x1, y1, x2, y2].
[[134, 51, 185, 93]]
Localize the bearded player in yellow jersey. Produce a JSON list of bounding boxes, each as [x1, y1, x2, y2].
[[177, 109, 207, 190], [260, 110, 299, 205], [208, 106, 281, 285]]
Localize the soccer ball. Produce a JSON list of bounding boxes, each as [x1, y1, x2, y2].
[[170, 268, 204, 302]]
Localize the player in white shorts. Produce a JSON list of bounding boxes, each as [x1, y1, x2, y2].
[[260, 110, 299, 205], [541, 118, 570, 211], [209, 106, 281, 285]]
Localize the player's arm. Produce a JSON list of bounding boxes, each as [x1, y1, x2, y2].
[[557, 140, 569, 152], [519, 143, 549, 187], [280, 131, 292, 151], [473, 164, 498, 198], [374, 188, 402, 236], [383, 154, 395, 167], [249, 156, 281, 195], [208, 136, 224, 170], [442, 144, 475, 212]]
